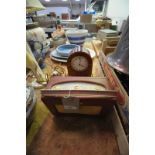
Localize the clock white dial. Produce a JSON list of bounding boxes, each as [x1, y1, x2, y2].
[[51, 82, 105, 91], [71, 56, 88, 71]]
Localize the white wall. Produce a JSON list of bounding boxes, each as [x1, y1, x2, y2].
[[71, 5, 85, 15], [106, 0, 129, 30], [107, 0, 129, 19]]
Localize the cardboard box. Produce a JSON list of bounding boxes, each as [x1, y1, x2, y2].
[[80, 14, 92, 23], [84, 23, 98, 33]]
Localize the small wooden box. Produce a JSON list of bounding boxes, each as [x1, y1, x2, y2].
[[84, 23, 98, 33], [80, 14, 92, 23], [41, 76, 118, 116], [102, 36, 120, 55]]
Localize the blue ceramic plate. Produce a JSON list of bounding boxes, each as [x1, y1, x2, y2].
[[50, 55, 67, 63], [49, 49, 68, 63], [50, 49, 68, 59], [56, 44, 80, 57]]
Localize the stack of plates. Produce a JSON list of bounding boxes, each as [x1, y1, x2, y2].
[[50, 49, 68, 63], [50, 44, 80, 63], [50, 44, 96, 63]]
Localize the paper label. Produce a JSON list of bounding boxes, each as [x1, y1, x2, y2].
[[62, 97, 80, 113]]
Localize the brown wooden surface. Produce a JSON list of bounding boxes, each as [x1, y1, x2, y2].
[[27, 40, 121, 155], [27, 113, 120, 155], [111, 107, 129, 155]]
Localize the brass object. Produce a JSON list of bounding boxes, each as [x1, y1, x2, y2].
[[52, 65, 65, 76]]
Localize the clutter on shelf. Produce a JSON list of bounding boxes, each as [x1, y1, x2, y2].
[[51, 25, 66, 47], [26, 85, 36, 128], [26, 42, 47, 83], [96, 17, 112, 29]]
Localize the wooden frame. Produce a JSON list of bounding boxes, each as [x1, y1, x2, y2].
[[41, 76, 118, 116], [111, 106, 129, 155]]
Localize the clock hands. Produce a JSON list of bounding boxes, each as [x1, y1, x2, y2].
[[78, 58, 85, 68], [79, 57, 81, 63], [79, 64, 85, 67]]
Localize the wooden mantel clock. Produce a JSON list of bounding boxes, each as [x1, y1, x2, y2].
[[67, 46, 93, 76]]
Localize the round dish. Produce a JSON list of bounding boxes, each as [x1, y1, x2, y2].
[[56, 44, 80, 57], [65, 29, 88, 45], [50, 56, 67, 63], [50, 49, 68, 59], [66, 29, 88, 37]]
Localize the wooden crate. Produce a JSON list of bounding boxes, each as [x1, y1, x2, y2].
[[80, 14, 92, 23], [41, 77, 118, 116], [102, 36, 120, 55]]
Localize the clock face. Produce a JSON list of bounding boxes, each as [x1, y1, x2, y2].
[[51, 82, 106, 91], [71, 56, 88, 71]]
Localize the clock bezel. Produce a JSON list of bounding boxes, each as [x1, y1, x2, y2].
[[67, 51, 93, 76]]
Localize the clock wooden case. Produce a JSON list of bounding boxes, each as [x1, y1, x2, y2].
[[41, 76, 118, 116], [67, 47, 93, 76]]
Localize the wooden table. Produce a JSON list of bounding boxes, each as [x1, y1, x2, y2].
[[26, 40, 129, 155]]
